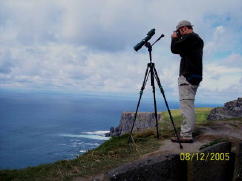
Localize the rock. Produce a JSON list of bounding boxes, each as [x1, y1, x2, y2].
[[233, 142, 242, 181], [104, 154, 186, 181], [107, 112, 163, 137], [185, 142, 234, 181], [110, 127, 114, 133], [207, 98, 242, 120], [105, 142, 236, 181], [112, 127, 121, 137], [105, 132, 111, 137]]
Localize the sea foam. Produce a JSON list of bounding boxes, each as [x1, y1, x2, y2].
[[59, 131, 110, 141]]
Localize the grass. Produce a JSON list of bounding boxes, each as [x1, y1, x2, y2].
[[159, 107, 213, 137], [161, 107, 212, 124], [0, 107, 216, 180]]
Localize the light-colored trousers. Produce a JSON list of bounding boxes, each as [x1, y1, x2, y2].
[[178, 76, 198, 137]]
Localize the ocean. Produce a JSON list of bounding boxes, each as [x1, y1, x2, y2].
[[0, 91, 220, 169]]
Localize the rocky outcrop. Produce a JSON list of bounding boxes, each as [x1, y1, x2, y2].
[[187, 142, 234, 181], [207, 98, 242, 120], [105, 142, 238, 181], [105, 154, 186, 181], [233, 142, 242, 181], [105, 112, 163, 137]]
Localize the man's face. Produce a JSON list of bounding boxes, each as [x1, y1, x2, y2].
[[178, 26, 191, 35]]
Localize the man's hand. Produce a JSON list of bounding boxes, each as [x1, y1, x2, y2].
[[171, 31, 178, 38]]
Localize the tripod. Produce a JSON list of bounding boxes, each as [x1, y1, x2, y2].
[[128, 40, 183, 149]]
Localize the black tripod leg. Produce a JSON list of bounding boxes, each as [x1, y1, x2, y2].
[[150, 64, 160, 139], [153, 67, 183, 149], [128, 65, 150, 143]]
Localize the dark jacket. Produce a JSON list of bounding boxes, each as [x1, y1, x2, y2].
[[171, 32, 204, 85]]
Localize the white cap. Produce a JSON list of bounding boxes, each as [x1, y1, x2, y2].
[[176, 20, 193, 30]]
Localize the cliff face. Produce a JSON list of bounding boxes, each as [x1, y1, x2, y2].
[[207, 98, 242, 120], [107, 112, 163, 137]]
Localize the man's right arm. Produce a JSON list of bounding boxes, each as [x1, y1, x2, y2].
[[171, 37, 181, 54]]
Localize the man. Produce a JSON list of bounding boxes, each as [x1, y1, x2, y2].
[[170, 20, 204, 143]]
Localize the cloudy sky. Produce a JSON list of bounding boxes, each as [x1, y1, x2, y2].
[[0, 0, 241, 104]]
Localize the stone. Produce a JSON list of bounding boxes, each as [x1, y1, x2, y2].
[[233, 142, 242, 181], [110, 127, 114, 133], [207, 98, 242, 120], [102, 142, 242, 181], [104, 154, 186, 181], [105, 132, 110, 137], [107, 112, 163, 137], [187, 142, 235, 181]]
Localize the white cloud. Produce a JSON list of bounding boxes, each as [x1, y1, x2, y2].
[[0, 0, 242, 103]]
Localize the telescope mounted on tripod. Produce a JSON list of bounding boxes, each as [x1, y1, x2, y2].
[[129, 29, 183, 149], [133, 29, 164, 52]]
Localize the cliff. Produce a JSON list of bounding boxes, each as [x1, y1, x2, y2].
[[207, 97, 242, 120], [107, 112, 163, 137]]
